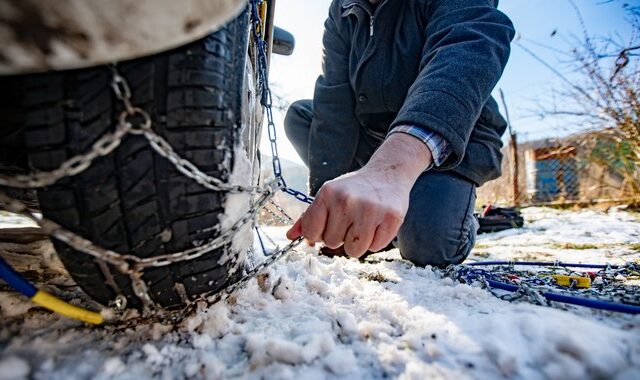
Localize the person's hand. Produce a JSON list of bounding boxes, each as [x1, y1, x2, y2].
[[286, 167, 410, 257], [286, 133, 433, 258]]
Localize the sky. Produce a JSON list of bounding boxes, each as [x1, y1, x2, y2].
[[263, 0, 635, 164]]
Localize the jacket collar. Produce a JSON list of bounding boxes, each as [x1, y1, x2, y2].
[[342, 0, 389, 15], [342, 0, 388, 6]]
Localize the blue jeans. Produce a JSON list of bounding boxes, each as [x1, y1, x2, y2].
[[284, 100, 478, 267]]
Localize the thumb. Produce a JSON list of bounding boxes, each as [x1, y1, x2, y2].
[[286, 219, 303, 240]]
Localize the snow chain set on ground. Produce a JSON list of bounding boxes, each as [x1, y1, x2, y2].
[[440, 261, 640, 314], [0, 0, 639, 324], [0, 0, 312, 324]]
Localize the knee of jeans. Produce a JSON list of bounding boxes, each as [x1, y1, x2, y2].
[[284, 100, 308, 139], [283, 107, 296, 139], [395, 216, 477, 268]]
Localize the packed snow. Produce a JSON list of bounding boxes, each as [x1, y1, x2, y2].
[[0, 207, 639, 379]]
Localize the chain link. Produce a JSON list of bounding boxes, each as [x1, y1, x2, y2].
[[441, 263, 640, 312], [249, 1, 315, 205], [267, 199, 294, 223], [0, 0, 312, 317], [0, 120, 133, 188], [263, 205, 293, 226], [256, 225, 280, 251], [142, 128, 272, 195]]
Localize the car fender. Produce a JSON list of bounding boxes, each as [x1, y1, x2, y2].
[[0, 0, 247, 74]]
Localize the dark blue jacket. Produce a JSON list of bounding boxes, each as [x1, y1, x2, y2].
[[309, 0, 515, 190]]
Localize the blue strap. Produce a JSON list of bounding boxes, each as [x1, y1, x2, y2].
[[486, 279, 640, 314], [468, 261, 619, 269], [0, 256, 37, 298]]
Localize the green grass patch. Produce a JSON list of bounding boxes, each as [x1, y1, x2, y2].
[[629, 243, 640, 252], [550, 242, 600, 250], [361, 271, 388, 283], [512, 252, 553, 261]]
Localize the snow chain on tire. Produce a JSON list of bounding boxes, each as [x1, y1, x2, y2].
[[0, 1, 307, 317]]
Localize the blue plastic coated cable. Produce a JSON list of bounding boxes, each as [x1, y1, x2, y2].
[[0, 256, 36, 298], [468, 261, 620, 269], [255, 226, 267, 255], [1, 256, 104, 324], [486, 279, 640, 314]]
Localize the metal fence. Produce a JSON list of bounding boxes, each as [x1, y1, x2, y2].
[[477, 137, 640, 207]]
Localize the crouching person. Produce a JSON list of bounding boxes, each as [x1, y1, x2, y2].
[[284, 0, 515, 267]]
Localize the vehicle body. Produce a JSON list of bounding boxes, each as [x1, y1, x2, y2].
[[0, 0, 247, 74], [0, 0, 294, 310]]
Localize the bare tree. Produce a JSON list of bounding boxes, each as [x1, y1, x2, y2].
[[519, 1, 640, 197]]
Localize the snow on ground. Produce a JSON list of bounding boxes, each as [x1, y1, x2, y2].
[[471, 207, 640, 265], [0, 207, 639, 379]]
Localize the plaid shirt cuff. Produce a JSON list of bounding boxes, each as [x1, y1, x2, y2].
[[388, 125, 452, 169]]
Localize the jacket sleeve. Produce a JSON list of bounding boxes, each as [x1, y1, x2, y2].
[[308, 1, 360, 195], [390, 0, 515, 170]]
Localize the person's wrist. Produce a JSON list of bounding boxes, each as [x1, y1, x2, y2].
[[364, 133, 433, 185]]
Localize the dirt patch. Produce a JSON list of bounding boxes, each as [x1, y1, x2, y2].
[[550, 242, 601, 250]]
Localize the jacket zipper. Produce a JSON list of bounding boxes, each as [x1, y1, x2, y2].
[[352, 0, 388, 90], [370, 16, 374, 37], [343, 2, 376, 37]]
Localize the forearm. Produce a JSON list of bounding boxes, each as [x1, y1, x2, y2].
[[363, 133, 433, 187], [391, 0, 514, 169]]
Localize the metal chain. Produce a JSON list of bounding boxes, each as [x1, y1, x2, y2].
[[0, 0, 311, 316], [269, 199, 294, 222], [218, 236, 303, 299], [441, 263, 640, 310], [256, 225, 280, 251], [265, 199, 295, 224], [141, 128, 272, 195], [248, 1, 315, 205], [0, 119, 133, 188], [263, 205, 293, 225], [0, 69, 284, 273]]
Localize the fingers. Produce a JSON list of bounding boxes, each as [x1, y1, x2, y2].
[[342, 198, 377, 257], [343, 223, 375, 258], [287, 205, 402, 257], [369, 222, 400, 252], [369, 208, 404, 251], [318, 182, 355, 249], [286, 176, 407, 258], [286, 216, 319, 246], [286, 219, 302, 240], [298, 196, 329, 243], [323, 209, 351, 249]]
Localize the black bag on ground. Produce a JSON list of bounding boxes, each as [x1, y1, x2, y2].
[[476, 206, 524, 234]]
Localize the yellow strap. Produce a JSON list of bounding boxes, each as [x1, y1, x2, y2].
[[550, 274, 591, 288], [259, 1, 268, 37], [32, 290, 104, 325]]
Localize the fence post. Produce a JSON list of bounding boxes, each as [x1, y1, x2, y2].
[[510, 132, 520, 206], [499, 89, 520, 206]]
